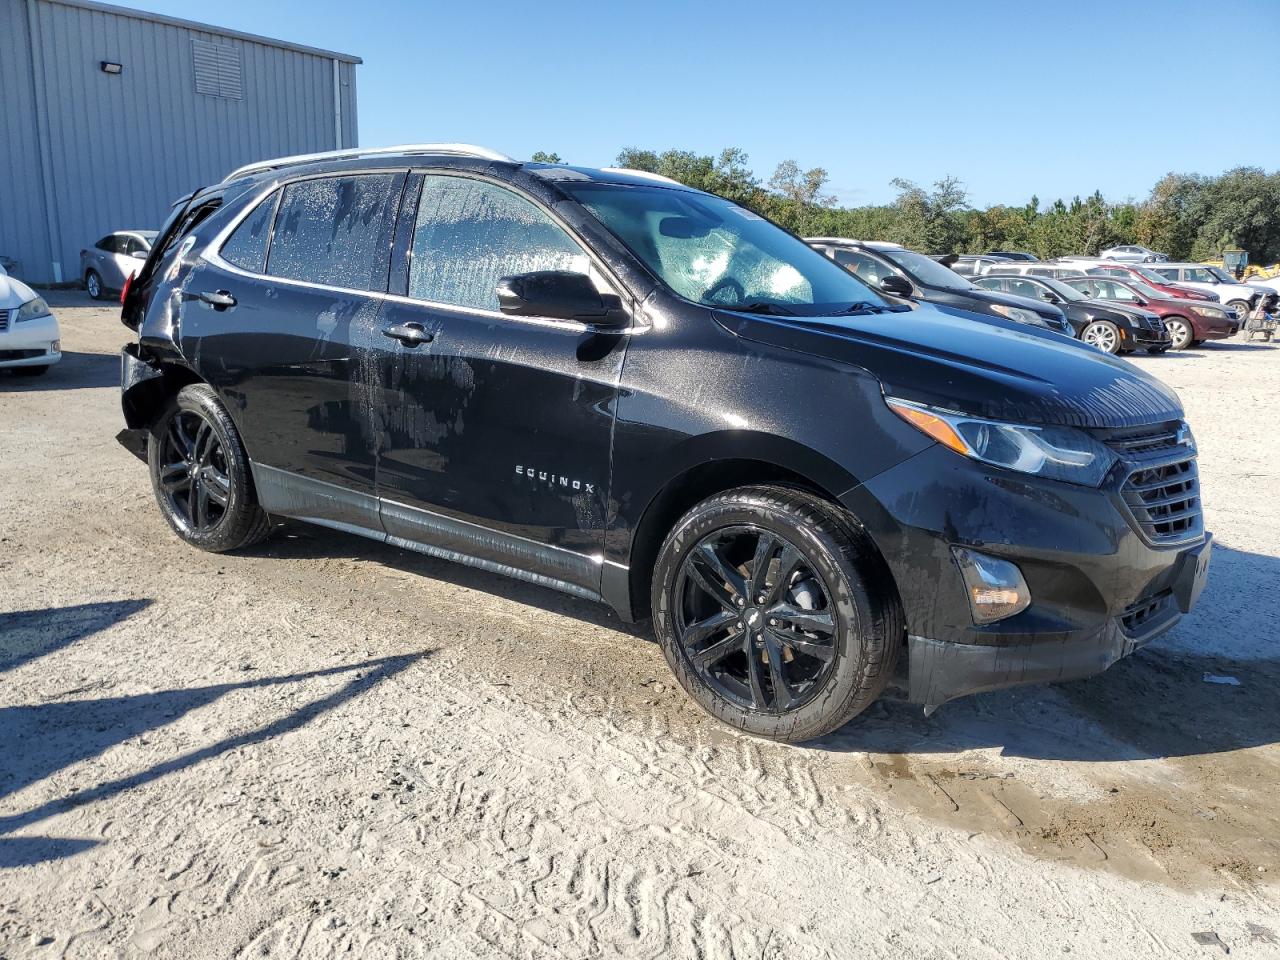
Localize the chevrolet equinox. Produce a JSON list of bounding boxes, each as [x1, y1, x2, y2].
[[117, 144, 1212, 742]]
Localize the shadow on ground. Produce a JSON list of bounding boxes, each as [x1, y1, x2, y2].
[[0, 600, 152, 675], [251, 519, 649, 639], [819, 544, 1280, 763], [0, 351, 119, 391], [0, 653, 425, 866]]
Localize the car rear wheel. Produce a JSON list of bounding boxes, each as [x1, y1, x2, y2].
[[1165, 316, 1194, 350], [85, 269, 104, 300], [651, 485, 902, 743], [148, 383, 271, 553], [1081, 320, 1122, 354]]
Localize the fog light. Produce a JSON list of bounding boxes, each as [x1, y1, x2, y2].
[[50, 340, 61, 354], [952, 547, 1031, 624]]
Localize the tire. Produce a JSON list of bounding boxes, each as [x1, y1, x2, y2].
[[1164, 316, 1193, 350], [1081, 320, 1122, 354], [85, 269, 105, 300], [651, 485, 902, 743], [147, 383, 271, 553], [1227, 300, 1250, 322], [13, 365, 50, 376]]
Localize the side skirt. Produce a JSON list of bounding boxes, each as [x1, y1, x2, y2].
[[252, 464, 606, 605]]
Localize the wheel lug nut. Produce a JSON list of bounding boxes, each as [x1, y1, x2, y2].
[[736, 597, 745, 606], [769, 619, 778, 627]]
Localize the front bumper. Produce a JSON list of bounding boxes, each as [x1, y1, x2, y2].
[[842, 442, 1210, 709], [0, 313, 62, 367], [1198, 315, 1239, 340], [1119, 325, 1171, 349]]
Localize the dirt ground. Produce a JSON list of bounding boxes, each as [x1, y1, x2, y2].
[[2, 291, 1279, 959]]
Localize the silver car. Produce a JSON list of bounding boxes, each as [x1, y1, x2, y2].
[[80, 230, 156, 300], [1099, 244, 1168, 263]]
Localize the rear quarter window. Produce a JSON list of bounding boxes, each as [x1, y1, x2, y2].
[[220, 191, 280, 274], [267, 175, 397, 292]]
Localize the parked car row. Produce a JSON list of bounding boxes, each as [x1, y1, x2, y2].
[[807, 239, 1172, 354]]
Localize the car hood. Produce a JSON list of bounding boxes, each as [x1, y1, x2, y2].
[[938, 284, 1060, 317], [1079, 299, 1157, 321], [0, 273, 38, 310], [717, 302, 1183, 430]]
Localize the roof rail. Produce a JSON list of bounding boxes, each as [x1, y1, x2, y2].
[[224, 143, 515, 182], [599, 167, 682, 186]]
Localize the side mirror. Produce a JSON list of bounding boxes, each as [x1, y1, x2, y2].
[[131, 249, 148, 260], [1039, 290, 1062, 304], [496, 271, 628, 326], [878, 275, 914, 298]]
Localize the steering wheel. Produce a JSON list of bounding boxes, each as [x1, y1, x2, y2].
[[704, 276, 745, 305]]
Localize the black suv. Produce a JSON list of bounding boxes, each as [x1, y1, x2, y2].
[[118, 145, 1211, 742], [805, 238, 1073, 335], [974, 273, 1172, 354]]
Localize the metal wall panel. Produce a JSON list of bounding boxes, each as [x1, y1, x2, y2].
[[0, 0, 54, 283], [7, 0, 359, 285]]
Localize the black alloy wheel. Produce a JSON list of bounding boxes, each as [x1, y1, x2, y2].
[[652, 485, 901, 742], [157, 409, 232, 533], [148, 383, 271, 553], [675, 525, 837, 713]]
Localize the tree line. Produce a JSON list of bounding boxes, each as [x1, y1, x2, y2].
[[530, 149, 1280, 264]]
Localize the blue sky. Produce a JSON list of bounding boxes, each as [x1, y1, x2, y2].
[[130, 0, 1278, 208]]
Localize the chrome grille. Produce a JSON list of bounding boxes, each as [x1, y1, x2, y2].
[[0, 309, 9, 332], [1104, 423, 1202, 545]]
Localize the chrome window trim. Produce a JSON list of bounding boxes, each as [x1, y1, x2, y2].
[[202, 169, 650, 335]]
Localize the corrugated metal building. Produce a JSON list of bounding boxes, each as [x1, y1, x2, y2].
[[1, 0, 360, 285]]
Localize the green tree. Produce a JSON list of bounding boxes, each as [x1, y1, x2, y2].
[[530, 151, 562, 163]]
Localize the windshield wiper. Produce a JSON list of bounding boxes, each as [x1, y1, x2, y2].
[[726, 301, 796, 316], [838, 301, 895, 315]]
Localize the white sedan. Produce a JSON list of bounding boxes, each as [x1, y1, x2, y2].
[[1100, 244, 1168, 263], [0, 268, 61, 376]]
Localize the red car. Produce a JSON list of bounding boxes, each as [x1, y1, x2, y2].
[[1082, 262, 1219, 303], [1063, 276, 1240, 349]]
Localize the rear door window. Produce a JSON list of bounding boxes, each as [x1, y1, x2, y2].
[[267, 174, 398, 292], [1006, 278, 1043, 300], [408, 175, 591, 312], [220, 191, 280, 274]]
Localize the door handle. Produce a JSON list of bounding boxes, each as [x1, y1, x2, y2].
[[382, 322, 434, 347], [184, 289, 237, 310]]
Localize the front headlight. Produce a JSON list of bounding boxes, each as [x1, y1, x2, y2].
[[1190, 304, 1227, 318], [886, 397, 1118, 486], [15, 297, 51, 323], [988, 303, 1042, 327]]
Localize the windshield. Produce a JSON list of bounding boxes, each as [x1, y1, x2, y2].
[[1207, 266, 1239, 284], [564, 183, 885, 315], [1134, 266, 1169, 285], [879, 248, 974, 291]]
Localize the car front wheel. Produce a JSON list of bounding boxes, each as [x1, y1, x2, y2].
[[85, 270, 104, 300], [1164, 316, 1193, 350], [148, 383, 271, 553], [651, 485, 902, 743], [1081, 320, 1122, 354], [1227, 300, 1250, 321]]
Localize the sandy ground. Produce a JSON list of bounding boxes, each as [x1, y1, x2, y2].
[[1, 291, 1279, 959]]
